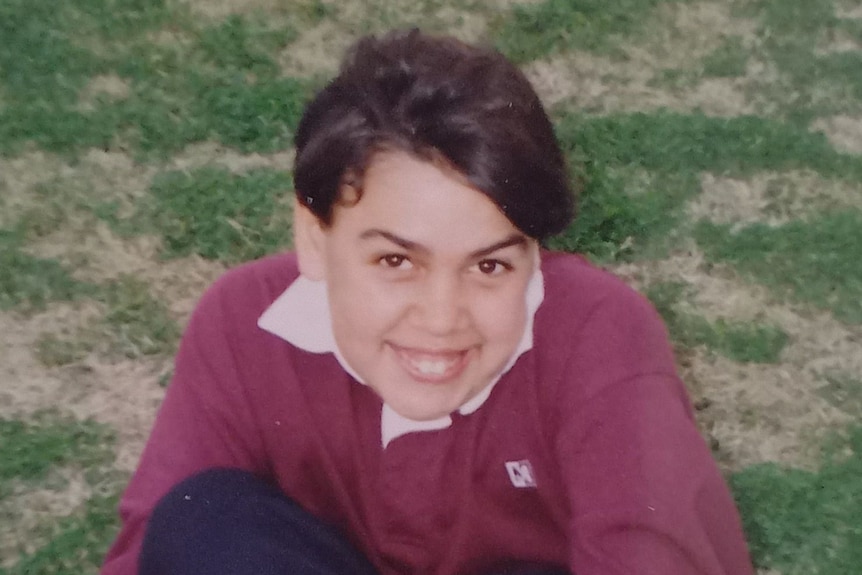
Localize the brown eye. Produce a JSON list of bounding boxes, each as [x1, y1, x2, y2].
[[380, 254, 411, 269], [477, 260, 497, 274], [477, 259, 509, 275]]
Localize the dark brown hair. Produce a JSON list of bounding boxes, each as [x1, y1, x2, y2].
[[293, 29, 575, 241]]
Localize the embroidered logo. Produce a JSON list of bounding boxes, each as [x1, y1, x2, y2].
[[505, 460, 537, 488]]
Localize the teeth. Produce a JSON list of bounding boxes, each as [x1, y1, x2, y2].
[[396, 349, 462, 377], [414, 359, 455, 375]]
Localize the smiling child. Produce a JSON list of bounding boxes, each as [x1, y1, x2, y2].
[[101, 29, 754, 575]]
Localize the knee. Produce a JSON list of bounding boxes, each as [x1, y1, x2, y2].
[[140, 468, 274, 573], [147, 468, 270, 529]]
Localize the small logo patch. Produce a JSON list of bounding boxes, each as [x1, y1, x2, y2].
[[505, 460, 537, 488]]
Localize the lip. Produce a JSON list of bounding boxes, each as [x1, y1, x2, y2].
[[388, 343, 474, 384]]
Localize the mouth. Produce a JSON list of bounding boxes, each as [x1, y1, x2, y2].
[[389, 344, 473, 383]]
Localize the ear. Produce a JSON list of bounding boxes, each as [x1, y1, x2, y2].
[[293, 196, 327, 281]]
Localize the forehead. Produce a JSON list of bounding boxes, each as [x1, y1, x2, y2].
[[329, 150, 524, 249]]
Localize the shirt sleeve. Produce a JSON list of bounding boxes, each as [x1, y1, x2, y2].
[[100, 276, 269, 575], [554, 287, 754, 575]]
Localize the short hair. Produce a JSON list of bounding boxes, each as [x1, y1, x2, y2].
[[293, 29, 576, 241]]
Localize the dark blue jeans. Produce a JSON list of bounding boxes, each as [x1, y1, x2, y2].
[[140, 468, 570, 575]]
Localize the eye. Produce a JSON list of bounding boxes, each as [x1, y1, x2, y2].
[[379, 254, 413, 270], [475, 259, 511, 275]]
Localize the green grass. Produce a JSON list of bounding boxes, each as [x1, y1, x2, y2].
[[135, 167, 294, 264], [494, 0, 688, 63], [0, 232, 94, 314], [735, 0, 862, 122], [1, 493, 120, 575], [32, 276, 180, 362], [547, 165, 698, 260], [695, 210, 862, 325], [752, 0, 838, 38], [701, 35, 750, 78], [555, 111, 862, 178], [550, 110, 862, 261], [0, 0, 314, 158], [0, 413, 114, 494], [34, 333, 94, 367], [731, 425, 862, 574], [105, 13, 312, 158], [0, 413, 118, 574], [102, 275, 179, 359], [0, 0, 174, 155], [646, 281, 789, 363]]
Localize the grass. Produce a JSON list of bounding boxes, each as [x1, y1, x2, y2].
[[731, 426, 862, 574], [27, 274, 183, 364], [731, 0, 862, 122], [34, 333, 94, 368], [2, 0, 861, 572], [555, 111, 862, 179], [0, 413, 118, 574], [695, 210, 862, 325], [494, 0, 688, 63], [818, 372, 862, 418], [0, 0, 173, 155], [646, 281, 789, 363], [102, 276, 179, 359], [0, 232, 94, 314], [701, 35, 750, 78], [550, 109, 862, 261], [0, 0, 314, 158], [136, 167, 294, 264], [2, 494, 120, 575], [0, 413, 114, 494], [547, 165, 698, 260]]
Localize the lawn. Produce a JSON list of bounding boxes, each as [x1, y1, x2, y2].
[[1, 0, 861, 573]]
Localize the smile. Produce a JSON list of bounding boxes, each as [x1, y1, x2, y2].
[[389, 344, 472, 383]]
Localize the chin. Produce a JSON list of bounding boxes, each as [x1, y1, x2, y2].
[[387, 396, 457, 421], [394, 405, 450, 421]]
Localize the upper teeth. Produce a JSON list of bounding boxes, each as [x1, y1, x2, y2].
[[414, 359, 456, 375]]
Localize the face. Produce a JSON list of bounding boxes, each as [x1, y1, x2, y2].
[[296, 150, 539, 421]]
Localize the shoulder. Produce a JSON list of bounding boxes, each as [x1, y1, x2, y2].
[[532, 251, 679, 402], [187, 252, 300, 337], [537, 251, 661, 339]]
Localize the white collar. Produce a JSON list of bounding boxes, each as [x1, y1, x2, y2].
[[258, 263, 544, 447]]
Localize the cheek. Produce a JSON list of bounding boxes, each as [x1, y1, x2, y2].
[[472, 285, 528, 346], [328, 273, 405, 339]]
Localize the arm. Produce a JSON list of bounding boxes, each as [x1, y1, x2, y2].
[[100, 275, 270, 575], [555, 289, 754, 575]]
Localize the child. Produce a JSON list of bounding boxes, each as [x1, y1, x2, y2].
[[101, 29, 754, 575]]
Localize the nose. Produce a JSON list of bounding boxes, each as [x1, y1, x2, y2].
[[412, 272, 465, 336]]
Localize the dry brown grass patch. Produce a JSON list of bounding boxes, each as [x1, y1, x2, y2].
[[0, 469, 92, 567], [78, 74, 131, 111], [644, 2, 757, 68], [525, 51, 755, 115], [277, 20, 348, 78], [1, 300, 173, 473], [837, 4, 862, 20], [524, 1, 759, 115], [170, 141, 294, 174], [689, 171, 862, 227], [0, 303, 105, 418], [178, 0, 286, 20], [811, 115, 862, 155], [0, 152, 70, 228], [612, 248, 859, 470], [60, 357, 169, 472], [277, 1, 498, 78]]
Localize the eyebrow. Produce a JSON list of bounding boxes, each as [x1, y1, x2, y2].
[[359, 229, 528, 259]]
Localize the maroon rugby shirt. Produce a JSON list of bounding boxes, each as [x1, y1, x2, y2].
[[101, 251, 753, 575]]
